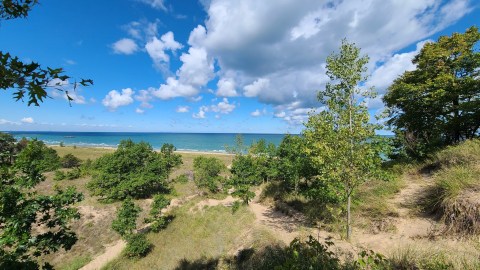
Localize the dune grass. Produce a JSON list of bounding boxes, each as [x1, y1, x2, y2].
[[103, 201, 256, 270], [420, 139, 480, 234]]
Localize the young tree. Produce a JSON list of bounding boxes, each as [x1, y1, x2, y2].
[[303, 40, 387, 240], [384, 26, 480, 158], [193, 156, 226, 192]]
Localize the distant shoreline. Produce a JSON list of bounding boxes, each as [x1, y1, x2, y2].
[[50, 145, 234, 156]]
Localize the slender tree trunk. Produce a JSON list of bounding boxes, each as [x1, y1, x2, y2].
[[347, 193, 351, 240]]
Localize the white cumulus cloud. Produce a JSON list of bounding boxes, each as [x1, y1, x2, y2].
[[210, 98, 235, 114], [112, 38, 139, 55], [102, 88, 135, 111], [21, 117, 34, 124], [145, 31, 183, 70], [176, 106, 190, 113]]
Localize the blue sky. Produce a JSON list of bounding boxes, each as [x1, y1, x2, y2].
[[0, 0, 478, 134]]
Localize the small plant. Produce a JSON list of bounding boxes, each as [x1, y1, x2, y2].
[[231, 200, 241, 213], [65, 168, 81, 180], [124, 233, 152, 258], [233, 184, 255, 205], [174, 174, 189, 183], [356, 250, 388, 269], [59, 141, 64, 147], [54, 170, 66, 181], [61, 153, 81, 168]]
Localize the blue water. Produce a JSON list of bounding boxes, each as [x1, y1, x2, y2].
[[6, 132, 287, 153]]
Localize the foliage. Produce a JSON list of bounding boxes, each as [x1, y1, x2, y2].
[[15, 139, 61, 173], [61, 153, 82, 168], [248, 139, 278, 183], [275, 134, 314, 194], [111, 198, 141, 239], [276, 236, 341, 270], [65, 167, 81, 180], [193, 156, 226, 192], [232, 184, 255, 205], [1, 135, 83, 269], [145, 194, 172, 233], [87, 140, 182, 201], [54, 170, 66, 181], [1, 1, 93, 106], [0, 132, 18, 165], [384, 26, 480, 159], [303, 39, 389, 240], [124, 233, 152, 258], [0, 0, 38, 20], [230, 154, 262, 186]]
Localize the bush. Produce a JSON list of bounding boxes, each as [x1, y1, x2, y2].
[[61, 153, 81, 168], [54, 170, 66, 181], [15, 139, 60, 172], [65, 168, 81, 180], [193, 156, 225, 193], [124, 234, 152, 258], [87, 140, 182, 200], [174, 174, 189, 183], [145, 194, 172, 232], [112, 198, 141, 238]]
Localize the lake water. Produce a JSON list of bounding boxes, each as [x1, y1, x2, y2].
[[6, 131, 287, 153]]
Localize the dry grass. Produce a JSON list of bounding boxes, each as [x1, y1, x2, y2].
[[389, 242, 480, 270], [37, 147, 235, 269], [103, 201, 258, 270]]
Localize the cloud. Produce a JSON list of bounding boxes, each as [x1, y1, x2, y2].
[[251, 109, 261, 117], [145, 32, 183, 70], [135, 89, 154, 108], [112, 38, 139, 55], [102, 88, 135, 111], [151, 77, 199, 100], [48, 78, 87, 104], [135, 108, 145, 114], [176, 106, 190, 113], [139, 0, 167, 11], [366, 40, 430, 93], [210, 98, 235, 114], [177, 0, 472, 127], [216, 77, 237, 97], [21, 117, 34, 124], [0, 119, 20, 125], [176, 47, 214, 86], [193, 106, 208, 119], [243, 78, 269, 97]]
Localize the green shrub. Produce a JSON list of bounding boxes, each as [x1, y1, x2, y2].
[[61, 153, 81, 168], [112, 198, 141, 238], [174, 174, 189, 183], [124, 234, 152, 258], [87, 140, 182, 200], [15, 139, 60, 172], [193, 156, 225, 193], [54, 170, 66, 181], [145, 194, 172, 233], [65, 168, 81, 180]]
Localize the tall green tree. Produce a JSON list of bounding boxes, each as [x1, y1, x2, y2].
[[384, 26, 480, 158], [303, 40, 387, 240]]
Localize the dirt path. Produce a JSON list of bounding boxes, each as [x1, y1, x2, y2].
[[80, 240, 126, 270], [352, 174, 436, 254], [80, 194, 197, 270]]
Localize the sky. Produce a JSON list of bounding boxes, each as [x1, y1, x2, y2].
[[0, 0, 478, 134]]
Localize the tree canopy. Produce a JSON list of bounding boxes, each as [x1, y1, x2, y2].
[[87, 140, 182, 201], [384, 26, 480, 158]]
